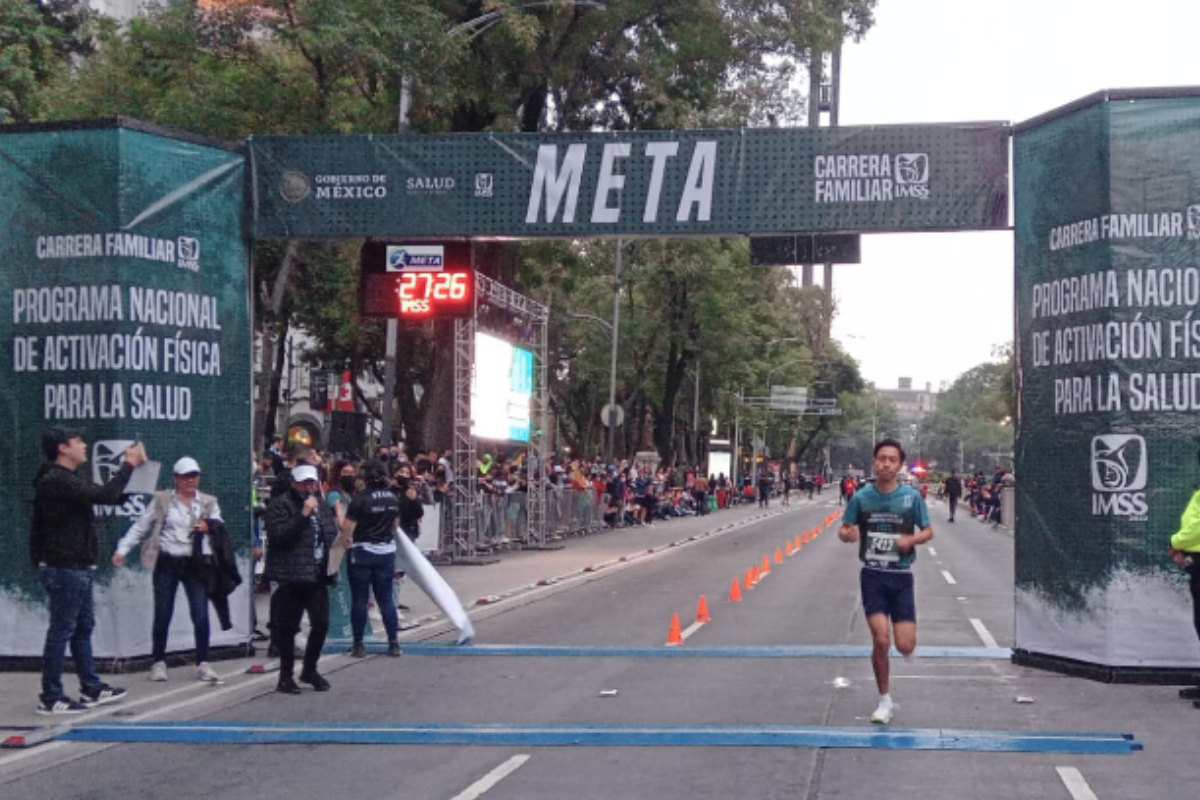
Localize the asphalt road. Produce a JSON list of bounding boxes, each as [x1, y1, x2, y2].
[[0, 495, 1192, 800]]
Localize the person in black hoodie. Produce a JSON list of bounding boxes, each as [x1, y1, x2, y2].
[[264, 464, 336, 694], [30, 428, 147, 715]]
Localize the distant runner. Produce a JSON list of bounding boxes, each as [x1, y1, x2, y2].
[[839, 438, 934, 725]]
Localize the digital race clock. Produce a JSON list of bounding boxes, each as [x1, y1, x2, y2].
[[359, 241, 474, 319]]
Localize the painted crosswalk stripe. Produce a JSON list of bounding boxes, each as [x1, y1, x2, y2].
[[1056, 767, 1100, 800], [449, 755, 530, 800], [928, 547, 937, 556], [969, 618, 999, 649], [941, 570, 957, 585]]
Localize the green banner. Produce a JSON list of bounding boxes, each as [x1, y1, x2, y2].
[[1015, 95, 1200, 668], [0, 122, 250, 658], [249, 124, 1009, 239]]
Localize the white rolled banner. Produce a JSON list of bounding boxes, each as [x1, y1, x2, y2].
[[396, 532, 475, 645]]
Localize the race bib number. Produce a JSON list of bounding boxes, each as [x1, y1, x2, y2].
[[865, 531, 900, 564]]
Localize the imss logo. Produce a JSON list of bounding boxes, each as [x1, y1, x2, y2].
[[1091, 434, 1148, 519], [1186, 205, 1200, 240]]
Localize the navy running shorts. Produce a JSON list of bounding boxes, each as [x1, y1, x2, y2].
[[860, 568, 916, 623]]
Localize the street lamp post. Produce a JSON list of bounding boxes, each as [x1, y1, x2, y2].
[[381, 0, 607, 447], [446, 1, 607, 40], [562, 309, 620, 462], [605, 239, 622, 461]]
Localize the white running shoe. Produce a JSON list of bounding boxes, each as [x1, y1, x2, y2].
[[149, 661, 168, 682], [196, 662, 221, 683], [870, 696, 894, 725]]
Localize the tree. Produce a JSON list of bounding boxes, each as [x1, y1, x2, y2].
[[917, 348, 1016, 472], [16, 0, 879, 453], [0, 0, 98, 123]]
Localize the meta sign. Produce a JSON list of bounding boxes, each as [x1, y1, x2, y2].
[[359, 241, 473, 319]]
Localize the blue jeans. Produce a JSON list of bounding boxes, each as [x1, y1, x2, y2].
[[152, 554, 211, 664], [39, 566, 101, 700], [348, 549, 399, 643]]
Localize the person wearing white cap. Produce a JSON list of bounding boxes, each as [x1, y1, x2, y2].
[[113, 457, 224, 684], [263, 463, 337, 694]]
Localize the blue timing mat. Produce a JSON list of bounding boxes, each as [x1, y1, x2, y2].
[[323, 641, 1013, 659], [57, 720, 1140, 754]]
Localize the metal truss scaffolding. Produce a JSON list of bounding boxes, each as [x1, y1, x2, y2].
[[450, 269, 550, 559]]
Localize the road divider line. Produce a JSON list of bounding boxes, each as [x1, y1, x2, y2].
[[941, 570, 957, 585], [928, 547, 937, 557], [449, 755, 530, 800], [1056, 767, 1100, 800], [969, 618, 1000, 649], [681, 621, 705, 641]]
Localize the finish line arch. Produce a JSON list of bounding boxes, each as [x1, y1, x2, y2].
[[3, 88, 1200, 678]]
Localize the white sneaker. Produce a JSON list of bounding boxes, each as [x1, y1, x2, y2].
[[870, 696, 895, 725], [196, 662, 220, 683], [149, 661, 168, 682]]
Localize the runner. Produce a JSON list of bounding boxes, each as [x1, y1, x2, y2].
[[838, 438, 934, 725]]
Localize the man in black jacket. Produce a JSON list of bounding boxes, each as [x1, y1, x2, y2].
[[944, 469, 963, 522], [264, 464, 336, 694], [31, 428, 147, 715]]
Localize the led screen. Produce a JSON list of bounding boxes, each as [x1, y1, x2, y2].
[[472, 332, 533, 443]]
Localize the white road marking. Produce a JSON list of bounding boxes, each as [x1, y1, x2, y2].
[[969, 618, 1000, 649], [940, 570, 957, 585], [1056, 767, 1100, 800], [928, 547, 937, 557], [681, 621, 705, 641], [449, 755, 531, 800]]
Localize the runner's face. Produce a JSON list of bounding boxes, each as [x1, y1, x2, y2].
[[873, 446, 902, 481]]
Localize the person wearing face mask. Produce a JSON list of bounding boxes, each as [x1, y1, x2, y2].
[[326, 460, 359, 521], [264, 465, 336, 694], [390, 465, 424, 620], [338, 460, 402, 658]]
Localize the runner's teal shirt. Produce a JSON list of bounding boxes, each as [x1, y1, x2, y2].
[[842, 483, 931, 571]]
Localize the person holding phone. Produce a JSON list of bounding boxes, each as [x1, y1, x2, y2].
[[113, 457, 224, 684], [31, 428, 146, 714]]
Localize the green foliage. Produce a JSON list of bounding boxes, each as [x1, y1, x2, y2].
[[7, 0, 878, 452], [917, 347, 1016, 471], [0, 0, 97, 122]]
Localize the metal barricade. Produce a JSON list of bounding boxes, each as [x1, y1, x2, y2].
[[472, 492, 528, 550], [545, 485, 603, 537]]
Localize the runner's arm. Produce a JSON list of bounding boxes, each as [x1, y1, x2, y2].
[[898, 525, 933, 553], [839, 494, 860, 542]]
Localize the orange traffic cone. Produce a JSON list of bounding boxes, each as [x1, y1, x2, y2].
[[761, 555, 771, 575], [696, 595, 712, 624], [785, 541, 794, 556], [775, 547, 784, 564], [803, 531, 810, 544], [666, 613, 683, 646], [795, 534, 802, 550], [746, 567, 756, 587], [730, 578, 743, 602], [751, 565, 761, 584]]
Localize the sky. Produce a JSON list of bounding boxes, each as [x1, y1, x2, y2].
[[827, 0, 1200, 391]]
